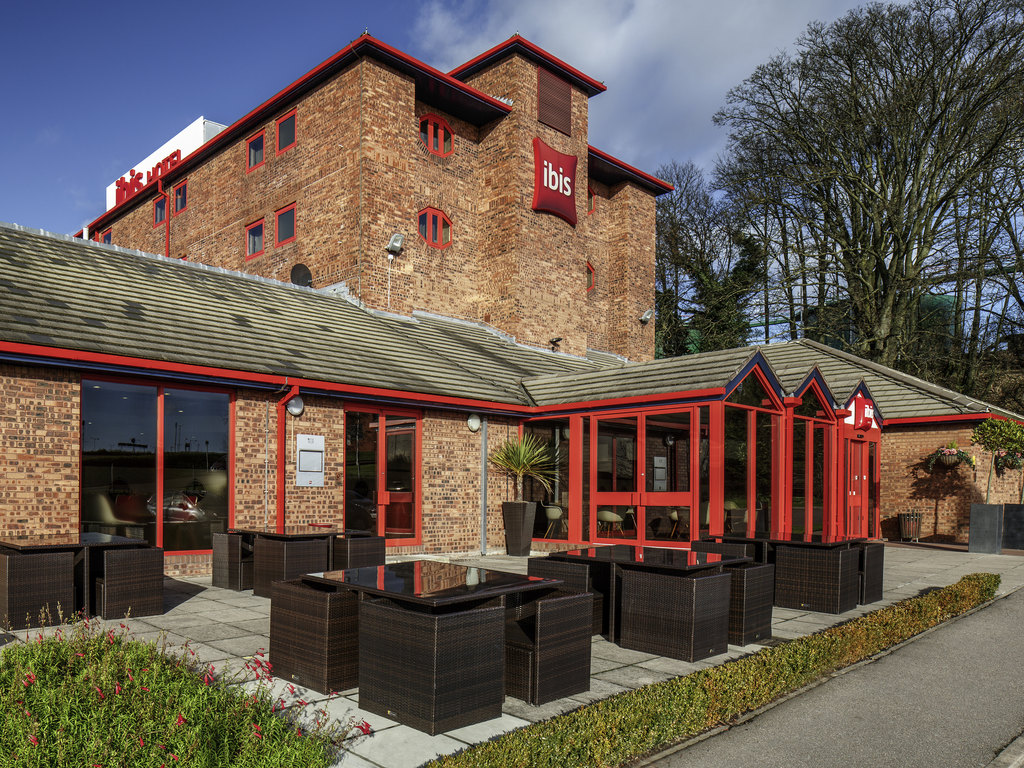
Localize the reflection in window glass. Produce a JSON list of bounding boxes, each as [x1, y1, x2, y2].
[[582, 419, 590, 541], [698, 406, 710, 539], [384, 415, 416, 539], [813, 426, 827, 534], [596, 417, 636, 493], [162, 389, 230, 551], [344, 413, 378, 532], [726, 372, 773, 408], [81, 381, 157, 545], [754, 412, 773, 536], [524, 420, 570, 540], [791, 420, 807, 535], [644, 412, 690, 494], [722, 406, 748, 535]]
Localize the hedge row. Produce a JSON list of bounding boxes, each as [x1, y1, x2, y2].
[[428, 572, 1000, 768]]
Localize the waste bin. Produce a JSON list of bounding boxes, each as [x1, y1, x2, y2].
[[898, 511, 921, 542]]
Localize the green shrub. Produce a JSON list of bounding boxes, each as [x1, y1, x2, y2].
[[428, 572, 999, 768], [0, 618, 365, 767]]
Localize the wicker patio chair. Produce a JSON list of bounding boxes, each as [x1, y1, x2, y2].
[[504, 590, 593, 705], [619, 568, 731, 662], [0, 550, 74, 630], [358, 597, 505, 735], [270, 578, 359, 694], [253, 537, 329, 597], [527, 556, 606, 635], [212, 532, 254, 590], [723, 562, 774, 645], [332, 535, 385, 570], [95, 547, 164, 620], [857, 542, 885, 604]]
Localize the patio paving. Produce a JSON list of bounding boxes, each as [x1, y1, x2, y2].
[[3, 544, 1024, 768]]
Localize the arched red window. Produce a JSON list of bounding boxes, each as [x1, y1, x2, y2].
[[419, 114, 454, 157], [418, 208, 452, 248]]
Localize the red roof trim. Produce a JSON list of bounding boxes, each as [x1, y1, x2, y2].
[[83, 35, 510, 235], [449, 34, 606, 96], [588, 145, 674, 193]]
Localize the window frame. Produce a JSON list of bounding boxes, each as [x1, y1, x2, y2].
[[586, 261, 595, 293], [246, 130, 265, 172], [587, 185, 596, 215], [276, 109, 297, 155], [173, 181, 188, 216], [418, 114, 454, 157], [245, 218, 265, 261], [100, 228, 112, 244], [153, 196, 166, 228], [275, 203, 297, 247], [417, 207, 452, 249]]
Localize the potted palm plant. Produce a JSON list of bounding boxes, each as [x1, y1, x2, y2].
[[489, 433, 555, 556]]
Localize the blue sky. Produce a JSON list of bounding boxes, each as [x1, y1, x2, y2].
[[1, 0, 873, 235]]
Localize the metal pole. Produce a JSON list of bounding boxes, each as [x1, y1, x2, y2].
[[480, 417, 488, 554]]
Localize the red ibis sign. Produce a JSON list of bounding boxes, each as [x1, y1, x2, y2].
[[532, 137, 577, 227]]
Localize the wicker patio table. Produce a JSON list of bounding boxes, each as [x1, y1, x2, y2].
[[544, 545, 748, 646], [302, 560, 561, 735], [0, 532, 162, 624]]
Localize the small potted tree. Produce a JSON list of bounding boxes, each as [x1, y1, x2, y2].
[[489, 433, 555, 556]]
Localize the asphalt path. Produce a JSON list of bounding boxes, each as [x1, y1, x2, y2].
[[645, 587, 1024, 768]]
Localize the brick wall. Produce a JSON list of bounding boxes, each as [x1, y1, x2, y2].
[[0, 364, 80, 536], [880, 422, 1024, 543], [99, 48, 658, 362]]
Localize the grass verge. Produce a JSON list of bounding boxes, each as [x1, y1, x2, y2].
[[427, 572, 1000, 768], [0, 617, 365, 767]]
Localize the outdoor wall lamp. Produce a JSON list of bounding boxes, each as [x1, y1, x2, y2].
[[549, 337, 563, 351], [285, 395, 305, 417], [467, 414, 482, 433], [639, 308, 654, 325]]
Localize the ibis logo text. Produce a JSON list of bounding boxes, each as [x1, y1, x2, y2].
[[532, 138, 578, 227]]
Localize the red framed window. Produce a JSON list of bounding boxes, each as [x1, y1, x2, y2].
[[418, 208, 451, 248], [587, 186, 596, 215], [275, 203, 296, 247], [153, 197, 166, 227], [100, 228, 112, 244], [247, 131, 265, 171], [173, 181, 188, 215], [246, 219, 264, 260], [419, 114, 453, 157], [276, 109, 297, 155], [586, 261, 595, 293]]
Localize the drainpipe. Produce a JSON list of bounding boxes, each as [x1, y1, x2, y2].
[[157, 180, 170, 259], [480, 416, 489, 554], [276, 384, 300, 533]]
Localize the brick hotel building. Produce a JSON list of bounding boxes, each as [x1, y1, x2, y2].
[[2, 34, 1022, 575]]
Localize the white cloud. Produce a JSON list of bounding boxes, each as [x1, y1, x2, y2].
[[411, 0, 878, 178]]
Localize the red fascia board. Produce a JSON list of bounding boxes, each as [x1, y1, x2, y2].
[[588, 145, 674, 194], [449, 35, 606, 97], [83, 35, 510, 235]]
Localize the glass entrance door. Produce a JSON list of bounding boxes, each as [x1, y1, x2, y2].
[[590, 410, 695, 546], [845, 439, 867, 538]]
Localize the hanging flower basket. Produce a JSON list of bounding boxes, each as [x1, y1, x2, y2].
[[924, 444, 976, 472], [995, 451, 1024, 473]]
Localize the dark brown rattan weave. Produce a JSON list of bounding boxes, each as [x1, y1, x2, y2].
[[332, 535, 385, 570], [527, 557, 605, 635], [774, 545, 859, 614], [270, 578, 358, 694], [0, 550, 74, 630], [691, 540, 755, 559], [504, 590, 592, 705], [253, 537, 329, 598], [618, 569, 731, 662], [96, 547, 165, 620], [358, 597, 506, 735], [724, 563, 774, 645], [857, 542, 885, 604], [212, 532, 253, 590]]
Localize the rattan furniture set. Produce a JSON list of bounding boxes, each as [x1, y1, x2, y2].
[[0, 532, 164, 629]]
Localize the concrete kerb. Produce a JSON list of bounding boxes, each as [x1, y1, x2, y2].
[[632, 580, 1024, 768]]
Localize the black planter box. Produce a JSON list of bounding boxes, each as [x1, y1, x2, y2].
[[969, 503, 1004, 554], [502, 501, 537, 557]]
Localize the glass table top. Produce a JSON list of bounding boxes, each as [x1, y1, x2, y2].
[[549, 545, 748, 569], [0, 532, 147, 550]]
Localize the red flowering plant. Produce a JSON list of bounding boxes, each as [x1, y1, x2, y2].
[[0, 616, 368, 766]]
